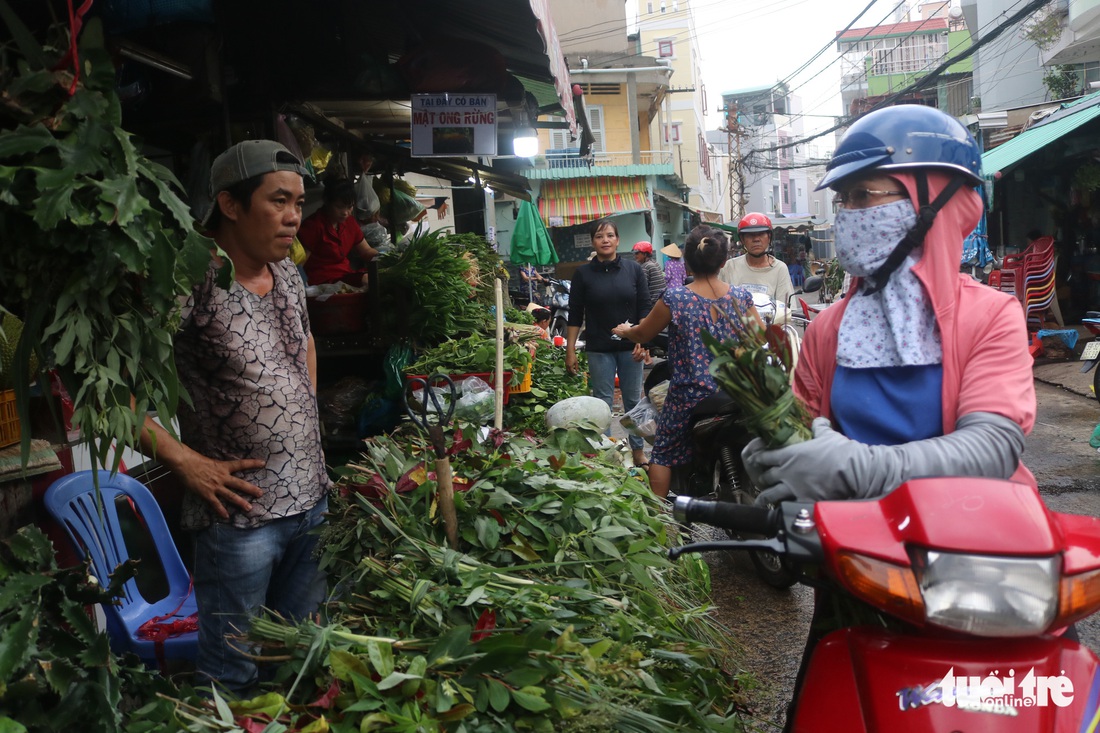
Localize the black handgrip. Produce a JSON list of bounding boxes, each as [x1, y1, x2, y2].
[[672, 497, 778, 535]]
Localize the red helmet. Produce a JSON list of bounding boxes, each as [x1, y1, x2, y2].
[[632, 241, 654, 254], [737, 212, 772, 235]]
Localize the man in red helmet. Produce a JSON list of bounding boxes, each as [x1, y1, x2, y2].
[[632, 241, 667, 309], [718, 212, 794, 308]]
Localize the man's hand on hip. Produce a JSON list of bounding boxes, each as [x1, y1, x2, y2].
[[179, 455, 266, 520]]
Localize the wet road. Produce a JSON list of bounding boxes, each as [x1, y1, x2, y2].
[[699, 381, 1100, 731]]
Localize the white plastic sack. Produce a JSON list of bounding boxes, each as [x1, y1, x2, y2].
[[454, 376, 494, 424], [619, 397, 659, 445]]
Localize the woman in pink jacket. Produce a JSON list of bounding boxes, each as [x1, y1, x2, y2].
[[744, 105, 1035, 503]]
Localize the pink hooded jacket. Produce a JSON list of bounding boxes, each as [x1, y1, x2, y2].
[[795, 171, 1037, 486]]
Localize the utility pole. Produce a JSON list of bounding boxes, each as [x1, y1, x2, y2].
[[721, 103, 748, 222]]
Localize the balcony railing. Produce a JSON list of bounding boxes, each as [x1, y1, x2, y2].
[[534, 149, 674, 170]]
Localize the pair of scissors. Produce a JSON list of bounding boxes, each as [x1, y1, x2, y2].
[[403, 373, 457, 454], [403, 374, 459, 548]]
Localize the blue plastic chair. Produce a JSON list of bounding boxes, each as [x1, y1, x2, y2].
[[789, 262, 804, 288], [43, 470, 198, 669]]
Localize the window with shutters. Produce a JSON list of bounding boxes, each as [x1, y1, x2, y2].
[[549, 106, 604, 154]]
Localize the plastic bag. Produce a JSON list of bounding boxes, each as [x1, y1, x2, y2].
[[619, 397, 659, 444], [318, 377, 372, 431], [648, 380, 670, 412], [454, 376, 495, 424], [411, 386, 453, 414], [384, 342, 414, 399]]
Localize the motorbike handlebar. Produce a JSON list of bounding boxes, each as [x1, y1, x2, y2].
[[672, 496, 779, 535]]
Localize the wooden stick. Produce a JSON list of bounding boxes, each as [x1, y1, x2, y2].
[[494, 278, 504, 429], [435, 456, 458, 549]]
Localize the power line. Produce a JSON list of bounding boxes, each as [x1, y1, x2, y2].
[[753, 0, 1052, 154]]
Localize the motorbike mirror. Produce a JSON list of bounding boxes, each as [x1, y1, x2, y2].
[[802, 275, 824, 294]]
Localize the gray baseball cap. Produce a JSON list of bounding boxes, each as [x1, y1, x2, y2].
[[202, 140, 308, 226]]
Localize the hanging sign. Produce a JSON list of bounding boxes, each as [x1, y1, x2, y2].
[[411, 93, 498, 157]]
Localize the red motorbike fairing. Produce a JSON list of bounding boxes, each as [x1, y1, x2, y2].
[[793, 627, 1100, 732], [815, 477, 1062, 569]]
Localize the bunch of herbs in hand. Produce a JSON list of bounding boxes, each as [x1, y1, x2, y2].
[[702, 300, 812, 449]]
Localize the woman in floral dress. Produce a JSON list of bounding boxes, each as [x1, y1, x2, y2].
[[613, 225, 762, 498]]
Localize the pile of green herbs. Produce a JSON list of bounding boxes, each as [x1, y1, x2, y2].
[[503, 307, 534, 326], [404, 333, 533, 387], [0, 525, 181, 733], [172, 426, 747, 732], [0, 19, 209, 468], [376, 229, 488, 346], [505, 340, 589, 434]]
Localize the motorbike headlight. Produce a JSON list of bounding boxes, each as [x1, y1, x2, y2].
[[914, 550, 1059, 637]]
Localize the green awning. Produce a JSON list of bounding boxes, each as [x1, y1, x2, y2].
[[982, 97, 1100, 179]]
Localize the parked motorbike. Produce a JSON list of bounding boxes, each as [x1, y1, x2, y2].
[[639, 276, 822, 589], [672, 479, 1100, 732], [545, 277, 572, 341], [1079, 311, 1100, 405]]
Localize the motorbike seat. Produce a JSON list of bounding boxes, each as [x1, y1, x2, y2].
[[692, 391, 738, 418]]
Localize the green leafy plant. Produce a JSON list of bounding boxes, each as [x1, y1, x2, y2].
[[0, 18, 209, 467], [1022, 6, 1067, 52], [0, 526, 180, 732], [1043, 64, 1080, 100]]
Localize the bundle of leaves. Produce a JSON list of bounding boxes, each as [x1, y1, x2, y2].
[[376, 229, 489, 346], [504, 341, 589, 434], [440, 232, 509, 308], [0, 21, 210, 467], [703, 302, 812, 449], [0, 526, 180, 733], [503, 307, 534, 326], [170, 427, 747, 731], [404, 333, 533, 387]]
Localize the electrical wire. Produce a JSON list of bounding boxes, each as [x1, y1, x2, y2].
[[751, 0, 1051, 154]]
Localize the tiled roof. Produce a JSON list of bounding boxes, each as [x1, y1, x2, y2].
[[837, 18, 948, 41]]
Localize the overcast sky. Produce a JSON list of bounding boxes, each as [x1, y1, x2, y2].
[[687, 0, 906, 139]]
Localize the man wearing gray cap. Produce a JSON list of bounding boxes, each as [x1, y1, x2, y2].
[[139, 139, 330, 696]]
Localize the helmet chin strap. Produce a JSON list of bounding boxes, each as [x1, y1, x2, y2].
[[861, 172, 965, 296]]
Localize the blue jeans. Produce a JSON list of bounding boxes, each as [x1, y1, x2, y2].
[[192, 497, 328, 696], [587, 350, 645, 451]]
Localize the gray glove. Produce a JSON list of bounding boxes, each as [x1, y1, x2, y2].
[[743, 413, 1025, 506]]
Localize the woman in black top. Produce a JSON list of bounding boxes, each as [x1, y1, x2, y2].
[[565, 219, 650, 466]]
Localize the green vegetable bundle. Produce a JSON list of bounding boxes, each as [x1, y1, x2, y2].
[[377, 229, 488, 345], [703, 301, 812, 449], [405, 334, 533, 386]]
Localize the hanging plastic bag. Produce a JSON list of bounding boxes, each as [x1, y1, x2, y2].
[[620, 397, 659, 444], [384, 342, 414, 399], [454, 376, 494, 424]]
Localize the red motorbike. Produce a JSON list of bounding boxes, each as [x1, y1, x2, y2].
[[672, 477, 1100, 732]]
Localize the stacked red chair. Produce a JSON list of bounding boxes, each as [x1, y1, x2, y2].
[[988, 236, 1062, 328]]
